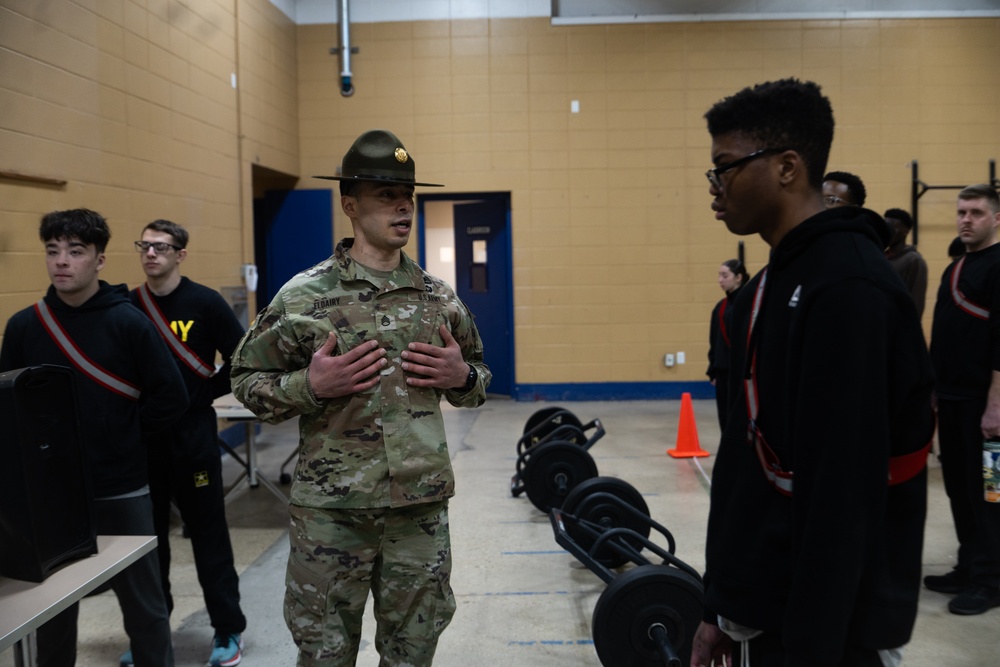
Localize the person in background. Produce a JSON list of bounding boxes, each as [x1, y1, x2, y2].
[[926, 184, 1000, 615], [706, 258, 749, 428], [0, 208, 187, 667], [692, 79, 934, 667], [230, 129, 491, 667], [883, 208, 929, 318], [129, 219, 248, 667], [823, 170, 867, 208]]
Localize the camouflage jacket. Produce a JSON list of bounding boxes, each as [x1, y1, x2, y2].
[[231, 239, 490, 509]]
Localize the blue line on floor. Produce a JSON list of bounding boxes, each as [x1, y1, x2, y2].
[[507, 639, 595, 646], [501, 550, 568, 555], [463, 590, 571, 596]]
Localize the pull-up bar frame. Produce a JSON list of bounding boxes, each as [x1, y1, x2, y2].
[[910, 159, 999, 246]]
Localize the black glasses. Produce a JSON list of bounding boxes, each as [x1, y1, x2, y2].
[[134, 240, 182, 254], [706, 148, 790, 190]]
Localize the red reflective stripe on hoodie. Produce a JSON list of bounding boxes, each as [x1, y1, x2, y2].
[[950, 256, 990, 320], [34, 300, 140, 400]]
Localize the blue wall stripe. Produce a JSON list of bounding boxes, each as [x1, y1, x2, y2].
[[512, 381, 714, 402]]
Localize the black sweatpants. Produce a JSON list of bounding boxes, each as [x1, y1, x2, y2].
[[36, 493, 173, 667], [147, 406, 247, 636], [937, 397, 1000, 588]]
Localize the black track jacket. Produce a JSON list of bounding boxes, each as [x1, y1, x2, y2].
[[0, 281, 189, 497], [703, 206, 935, 665]]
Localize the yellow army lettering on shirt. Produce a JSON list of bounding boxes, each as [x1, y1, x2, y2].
[[169, 320, 195, 342]]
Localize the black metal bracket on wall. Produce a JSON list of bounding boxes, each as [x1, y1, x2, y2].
[[910, 159, 998, 246]]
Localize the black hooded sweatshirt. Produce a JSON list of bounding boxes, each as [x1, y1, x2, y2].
[[0, 281, 189, 497], [704, 206, 935, 665]]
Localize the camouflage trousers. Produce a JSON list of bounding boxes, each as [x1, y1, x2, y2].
[[285, 500, 456, 667]]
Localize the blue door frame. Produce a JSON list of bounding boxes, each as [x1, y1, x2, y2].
[[417, 192, 514, 397]]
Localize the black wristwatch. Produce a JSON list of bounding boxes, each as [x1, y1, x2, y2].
[[461, 364, 477, 392]]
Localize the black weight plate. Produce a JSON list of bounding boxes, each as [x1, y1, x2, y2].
[[562, 476, 651, 568], [521, 407, 584, 445], [523, 441, 598, 512], [592, 565, 703, 667]]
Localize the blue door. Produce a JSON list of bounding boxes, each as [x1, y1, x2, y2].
[[253, 189, 333, 308], [451, 196, 514, 395]]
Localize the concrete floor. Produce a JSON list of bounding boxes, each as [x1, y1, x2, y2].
[[1, 397, 996, 666]]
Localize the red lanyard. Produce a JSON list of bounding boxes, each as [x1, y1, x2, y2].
[[35, 300, 141, 400], [136, 284, 215, 378], [950, 256, 989, 320], [742, 269, 794, 495], [740, 270, 929, 495], [718, 297, 730, 346]]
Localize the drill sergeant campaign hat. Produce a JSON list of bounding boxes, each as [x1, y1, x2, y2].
[[314, 129, 443, 187]]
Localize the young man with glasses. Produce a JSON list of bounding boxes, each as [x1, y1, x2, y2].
[[692, 79, 934, 667], [231, 129, 490, 667], [0, 208, 187, 667], [127, 220, 248, 667], [822, 170, 868, 208]]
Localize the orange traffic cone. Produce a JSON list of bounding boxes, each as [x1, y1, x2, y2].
[[667, 392, 710, 458]]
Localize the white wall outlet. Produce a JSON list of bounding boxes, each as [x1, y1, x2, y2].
[[677, 351, 685, 364], [664, 353, 675, 367]]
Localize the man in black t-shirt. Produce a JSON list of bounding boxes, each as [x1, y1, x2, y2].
[[927, 184, 1000, 615], [129, 219, 248, 667]]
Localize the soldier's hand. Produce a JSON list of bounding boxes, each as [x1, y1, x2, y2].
[[689, 622, 732, 667], [308, 334, 386, 399], [982, 402, 1000, 440], [401, 324, 469, 389]]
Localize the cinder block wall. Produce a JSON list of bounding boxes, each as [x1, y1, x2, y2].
[[296, 17, 1000, 384], [2, 4, 999, 386], [0, 0, 298, 325]]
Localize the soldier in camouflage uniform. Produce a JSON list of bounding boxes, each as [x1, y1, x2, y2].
[[231, 129, 490, 667]]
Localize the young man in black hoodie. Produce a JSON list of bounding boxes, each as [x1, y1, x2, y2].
[[0, 208, 188, 666], [129, 219, 248, 667], [926, 184, 1000, 615], [883, 208, 928, 319], [691, 80, 935, 667]]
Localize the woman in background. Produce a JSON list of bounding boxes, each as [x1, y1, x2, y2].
[[706, 259, 749, 429]]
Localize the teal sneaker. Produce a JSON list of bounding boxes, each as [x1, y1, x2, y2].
[[208, 633, 243, 667], [119, 649, 133, 667]]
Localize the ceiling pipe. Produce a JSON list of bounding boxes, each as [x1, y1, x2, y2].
[[338, 0, 354, 96]]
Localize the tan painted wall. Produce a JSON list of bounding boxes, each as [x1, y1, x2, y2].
[[297, 17, 1000, 384], [2, 5, 999, 386], [0, 0, 298, 331]]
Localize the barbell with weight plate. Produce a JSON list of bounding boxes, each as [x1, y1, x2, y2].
[[510, 408, 606, 504], [522, 406, 583, 444], [560, 476, 652, 569], [592, 564, 703, 667], [549, 477, 704, 667], [522, 440, 599, 512]]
